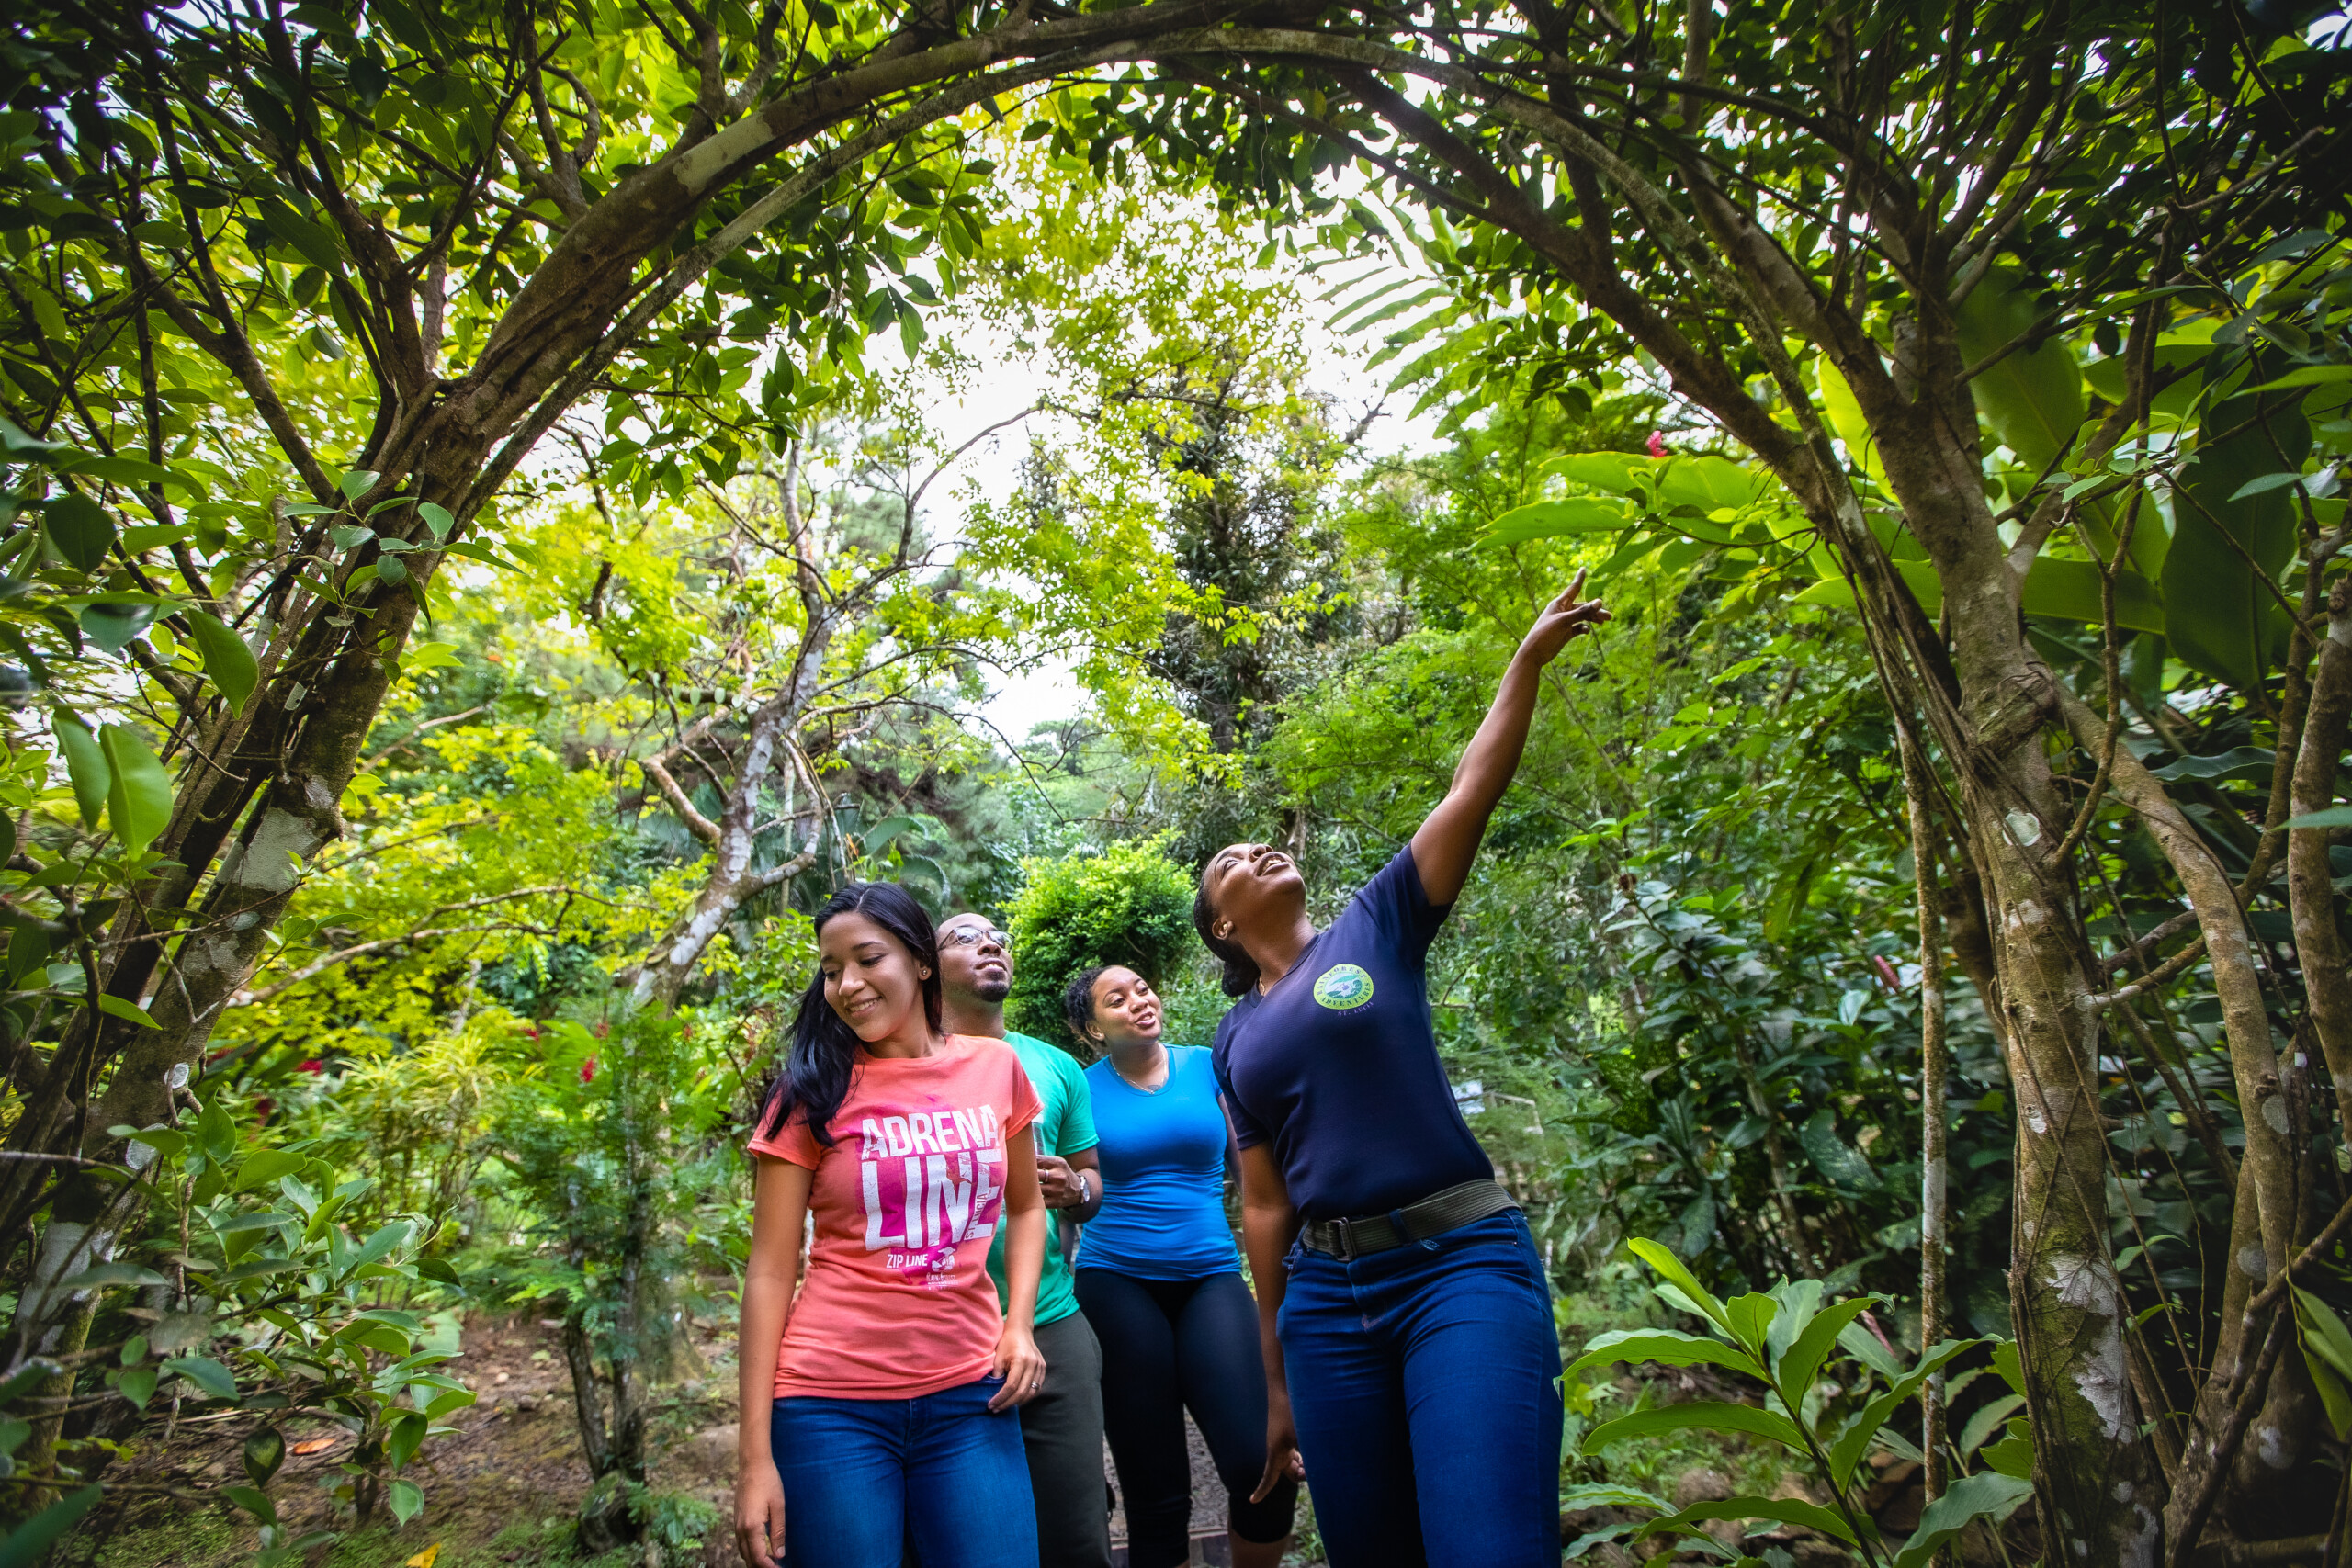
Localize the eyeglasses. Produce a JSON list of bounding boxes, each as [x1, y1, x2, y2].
[[942, 925, 1011, 951]]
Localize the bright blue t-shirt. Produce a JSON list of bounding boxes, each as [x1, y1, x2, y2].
[[1077, 1045, 1240, 1280], [1213, 846, 1493, 1222]]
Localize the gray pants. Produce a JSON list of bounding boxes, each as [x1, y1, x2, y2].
[[1023, 1310, 1114, 1568]]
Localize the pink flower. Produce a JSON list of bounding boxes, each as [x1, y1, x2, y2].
[[580, 1056, 597, 1083], [298, 1059, 322, 1075], [1646, 432, 1669, 458]]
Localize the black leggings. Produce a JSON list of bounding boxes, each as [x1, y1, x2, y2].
[[1075, 1269, 1298, 1568]]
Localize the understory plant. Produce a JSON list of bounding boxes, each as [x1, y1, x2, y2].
[[1566, 1239, 2033, 1566], [1, 1087, 470, 1562]]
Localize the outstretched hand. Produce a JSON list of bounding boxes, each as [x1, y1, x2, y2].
[[1518, 568, 1611, 667]]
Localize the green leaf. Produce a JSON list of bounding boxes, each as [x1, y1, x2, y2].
[[1486, 497, 1631, 544], [186, 610, 259, 714], [1557, 1483, 1672, 1513], [336, 469, 380, 502], [1626, 1236, 1733, 1332], [416, 502, 456, 538], [2229, 471, 2308, 502], [0, 1484, 102, 1568], [1584, 1400, 1807, 1455], [236, 1150, 308, 1191], [2017, 558, 2167, 637], [2162, 390, 2312, 691], [386, 1409, 428, 1470], [41, 493, 117, 570], [97, 994, 162, 1029], [1777, 1297, 1883, 1402], [1566, 1329, 1767, 1382], [377, 555, 410, 585], [2244, 364, 2352, 393], [1956, 266, 2085, 473], [1724, 1292, 1777, 1356], [100, 724, 174, 855], [117, 1364, 158, 1409], [1958, 1393, 2027, 1456], [1800, 1110, 1880, 1191], [1888, 1472, 2035, 1568], [1635, 1495, 1860, 1549], [243, 1426, 286, 1485], [2287, 806, 2352, 830], [221, 1483, 277, 1525], [54, 715, 110, 828], [1827, 1339, 1977, 1486], [81, 600, 167, 654], [60, 1261, 166, 1289], [163, 1355, 239, 1400], [388, 1478, 424, 1525]]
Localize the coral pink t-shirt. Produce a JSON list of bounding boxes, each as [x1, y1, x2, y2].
[[748, 1033, 1043, 1400]]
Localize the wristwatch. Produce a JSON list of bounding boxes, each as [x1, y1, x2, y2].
[[1073, 1172, 1092, 1206]]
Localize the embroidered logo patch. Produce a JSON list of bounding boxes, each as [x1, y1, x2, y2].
[[1312, 964, 1374, 1010]]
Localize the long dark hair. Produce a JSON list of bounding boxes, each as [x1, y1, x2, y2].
[[1193, 879, 1260, 998], [757, 882, 944, 1146]]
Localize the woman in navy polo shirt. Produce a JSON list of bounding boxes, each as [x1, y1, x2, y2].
[[1195, 571, 1609, 1568]]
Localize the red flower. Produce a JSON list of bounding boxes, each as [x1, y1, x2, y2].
[[253, 1097, 275, 1123], [580, 1056, 597, 1083], [298, 1059, 323, 1075], [1646, 431, 1669, 458], [593, 1020, 609, 1039]]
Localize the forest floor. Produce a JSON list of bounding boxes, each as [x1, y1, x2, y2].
[[54, 1309, 1255, 1568]]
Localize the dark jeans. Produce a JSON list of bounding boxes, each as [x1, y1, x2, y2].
[[1077, 1269, 1298, 1568], [770, 1376, 1036, 1568], [1277, 1210, 1563, 1568], [1022, 1311, 1114, 1568]]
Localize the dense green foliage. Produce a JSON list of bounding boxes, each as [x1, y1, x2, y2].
[[0, 0, 2346, 1559]]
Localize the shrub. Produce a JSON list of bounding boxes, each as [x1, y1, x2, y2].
[[1003, 838, 1197, 1047]]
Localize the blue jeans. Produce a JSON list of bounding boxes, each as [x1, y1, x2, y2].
[[1279, 1211, 1563, 1567], [771, 1377, 1038, 1568]]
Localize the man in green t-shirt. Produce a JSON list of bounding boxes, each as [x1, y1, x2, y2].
[[937, 912, 1111, 1568]]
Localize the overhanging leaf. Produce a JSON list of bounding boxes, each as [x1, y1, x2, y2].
[[1888, 1472, 2035, 1568], [100, 724, 173, 855], [186, 610, 259, 714], [53, 715, 109, 828], [1584, 1400, 1807, 1455]]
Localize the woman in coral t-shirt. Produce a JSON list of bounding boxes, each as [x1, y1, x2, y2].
[[734, 882, 1048, 1568]]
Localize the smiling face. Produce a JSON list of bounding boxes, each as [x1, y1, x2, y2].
[[819, 911, 930, 1043], [1086, 966, 1163, 1050], [1201, 841, 1307, 946], [936, 913, 1012, 1006]]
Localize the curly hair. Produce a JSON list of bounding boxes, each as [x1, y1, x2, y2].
[[1062, 964, 1110, 1052]]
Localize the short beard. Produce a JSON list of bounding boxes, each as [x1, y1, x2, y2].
[[972, 977, 1011, 1005]]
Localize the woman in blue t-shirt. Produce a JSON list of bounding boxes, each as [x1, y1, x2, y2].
[[1065, 964, 1297, 1568], [1195, 572, 1609, 1568]]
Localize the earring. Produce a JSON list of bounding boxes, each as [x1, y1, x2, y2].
[[919, 967, 932, 979]]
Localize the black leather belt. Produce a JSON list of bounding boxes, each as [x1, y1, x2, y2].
[[1299, 1179, 1521, 1260]]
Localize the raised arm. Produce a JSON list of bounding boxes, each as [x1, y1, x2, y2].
[[1410, 570, 1610, 905], [736, 1156, 813, 1568]]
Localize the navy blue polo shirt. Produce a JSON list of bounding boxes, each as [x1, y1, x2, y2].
[[1211, 846, 1493, 1223]]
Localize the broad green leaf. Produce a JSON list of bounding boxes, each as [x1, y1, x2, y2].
[[337, 469, 381, 502], [1816, 358, 1882, 479], [416, 502, 457, 538], [386, 1409, 428, 1470], [1584, 1400, 1806, 1455], [388, 1479, 424, 1525], [236, 1150, 308, 1191], [163, 1354, 239, 1400], [1567, 1329, 1766, 1382], [2287, 806, 2352, 830], [1558, 1483, 1672, 1512], [2245, 364, 2352, 393], [243, 1427, 286, 1485], [1957, 1393, 2027, 1456], [1888, 1472, 2035, 1568], [1724, 1292, 1777, 1356], [2161, 389, 2311, 691], [54, 716, 109, 828], [186, 610, 259, 714], [1635, 1495, 1860, 1549], [100, 724, 173, 854], [0, 1485, 102, 1568], [117, 1364, 158, 1409], [2017, 558, 2166, 637], [97, 995, 161, 1029], [1827, 1339, 1977, 1486], [1777, 1297, 1882, 1403], [60, 1261, 166, 1290], [1486, 497, 1632, 544], [1800, 1110, 1879, 1191], [1956, 266, 2085, 474], [2294, 1288, 2352, 1380], [41, 493, 116, 570], [1626, 1236, 1732, 1332]]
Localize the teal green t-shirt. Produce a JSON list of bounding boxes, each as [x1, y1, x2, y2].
[[987, 1031, 1099, 1326]]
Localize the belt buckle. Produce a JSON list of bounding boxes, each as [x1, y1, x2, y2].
[[1331, 1216, 1356, 1260]]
